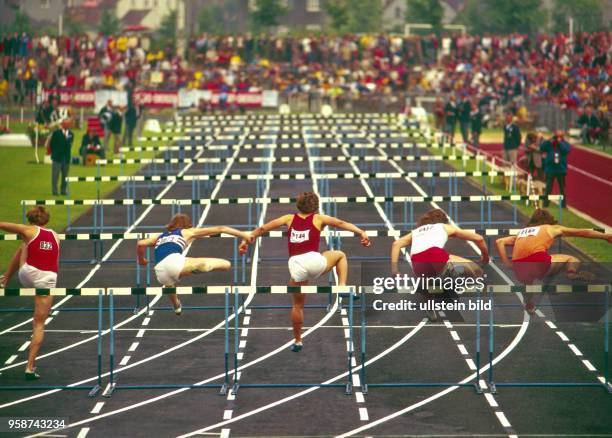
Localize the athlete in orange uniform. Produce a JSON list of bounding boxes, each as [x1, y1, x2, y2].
[[495, 209, 612, 285]]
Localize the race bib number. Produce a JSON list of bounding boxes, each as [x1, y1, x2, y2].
[[517, 227, 540, 239], [290, 229, 310, 243], [39, 241, 53, 251]]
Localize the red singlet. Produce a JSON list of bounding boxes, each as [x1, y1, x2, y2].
[[26, 227, 59, 273], [287, 213, 321, 256]]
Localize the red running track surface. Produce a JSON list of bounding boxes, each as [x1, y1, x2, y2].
[[475, 143, 612, 226]]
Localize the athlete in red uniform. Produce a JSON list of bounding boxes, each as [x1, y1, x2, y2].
[[0, 207, 60, 380], [240, 192, 370, 352]]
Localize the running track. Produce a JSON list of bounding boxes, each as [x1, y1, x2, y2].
[[477, 143, 612, 226]]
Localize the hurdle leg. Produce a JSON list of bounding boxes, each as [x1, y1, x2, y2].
[[474, 286, 483, 394], [345, 289, 354, 395], [231, 287, 240, 395], [360, 287, 368, 394], [605, 286, 611, 393], [220, 287, 230, 396], [103, 289, 116, 397], [88, 288, 104, 397], [488, 286, 496, 394]]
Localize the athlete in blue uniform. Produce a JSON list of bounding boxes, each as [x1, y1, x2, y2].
[[137, 213, 251, 314]]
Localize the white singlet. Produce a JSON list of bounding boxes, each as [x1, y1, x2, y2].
[[409, 223, 449, 255]]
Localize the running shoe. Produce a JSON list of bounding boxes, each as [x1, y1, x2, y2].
[[25, 369, 41, 380], [290, 342, 303, 352], [173, 299, 182, 315]]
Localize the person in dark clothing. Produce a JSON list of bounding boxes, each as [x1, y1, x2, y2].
[[123, 102, 138, 147], [540, 130, 570, 208], [503, 113, 521, 164], [469, 101, 483, 148], [79, 126, 104, 163], [49, 119, 74, 196], [524, 132, 544, 181], [458, 96, 471, 144], [597, 110, 609, 148], [109, 107, 123, 154], [576, 106, 600, 144], [444, 95, 458, 140]]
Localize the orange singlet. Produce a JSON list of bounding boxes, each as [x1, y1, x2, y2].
[[511, 225, 555, 284]]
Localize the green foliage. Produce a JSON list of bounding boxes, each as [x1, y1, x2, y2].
[[98, 9, 120, 35], [552, 0, 606, 33], [346, 0, 381, 33], [157, 9, 177, 46], [405, 0, 443, 30], [323, 0, 349, 32], [457, 0, 547, 34], [2, 9, 32, 35], [250, 0, 288, 31], [197, 0, 240, 34], [64, 16, 85, 36]]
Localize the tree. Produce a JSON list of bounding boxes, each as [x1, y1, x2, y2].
[[99, 9, 120, 35], [323, 0, 349, 32], [250, 0, 288, 31], [405, 0, 443, 30], [158, 9, 177, 47], [457, 0, 546, 34], [346, 0, 381, 33], [552, 0, 605, 33], [197, 0, 240, 34], [65, 15, 85, 36]]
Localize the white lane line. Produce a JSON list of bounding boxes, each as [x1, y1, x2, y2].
[[220, 429, 230, 438], [238, 340, 247, 349], [142, 318, 151, 326], [18, 341, 30, 352], [443, 320, 453, 329], [583, 360, 596, 371], [465, 358, 477, 371], [136, 329, 145, 338], [495, 412, 512, 428], [90, 402, 104, 414], [245, 309, 251, 315], [535, 309, 545, 318], [223, 410, 233, 420], [4, 355, 18, 365], [557, 331, 569, 342], [355, 392, 365, 403], [0, 296, 71, 336], [359, 407, 369, 421], [119, 356, 131, 366], [568, 344, 583, 357], [241, 329, 249, 337], [242, 316, 250, 326], [449, 331, 460, 341], [237, 352, 244, 361], [457, 344, 469, 356], [44, 318, 54, 326], [128, 342, 139, 352], [545, 320, 557, 329], [75, 428, 89, 438], [484, 393, 498, 408]]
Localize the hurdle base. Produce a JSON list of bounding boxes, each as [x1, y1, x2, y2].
[[474, 381, 483, 394], [102, 382, 116, 398], [606, 381, 612, 394], [361, 383, 368, 395], [219, 383, 228, 396], [231, 382, 240, 395], [344, 382, 353, 395], [489, 381, 497, 394], [132, 307, 139, 315], [88, 384, 101, 398]]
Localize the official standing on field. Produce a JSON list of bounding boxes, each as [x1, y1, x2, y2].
[[503, 112, 521, 164], [49, 118, 73, 196]]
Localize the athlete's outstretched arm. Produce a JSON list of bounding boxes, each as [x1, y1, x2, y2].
[[390, 233, 412, 275], [447, 225, 490, 264], [136, 234, 159, 265], [190, 226, 252, 242], [318, 214, 371, 247], [0, 244, 24, 287], [554, 225, 612, 242], [0, 222, 33, 238], [494, 236, 516, 269], [250, 215, 294, 238]]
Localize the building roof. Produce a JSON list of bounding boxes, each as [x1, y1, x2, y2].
[[121, 9, 150, 27]]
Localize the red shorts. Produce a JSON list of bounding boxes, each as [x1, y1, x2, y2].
[[513, 251, 552, 285], [411, 247, 450, 278]]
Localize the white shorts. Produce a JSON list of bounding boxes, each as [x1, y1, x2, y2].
[[18, 263, 57, 288], [154, 253, 186, 286], [288, 251, 327, 283]]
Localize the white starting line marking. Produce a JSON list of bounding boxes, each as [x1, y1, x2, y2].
[[128, 342, 139, 352], [4, 354, 18, 365], [582, 360, 597, 371], [545, 320, 557, 329], [136, 329, 145, 338], [119, 356, 131, 366], [52, 311, 59, 316], [223, 410, 233, 420], [359, 407, 369, 421], [241, 328, 249, 337], [44, 317, 54, 326], [18, 341, 30, 352], [220, 429, 231, 438], [556, 331, 569, 342], [355, 392, 365, 403], [484, 393, 499, 408], [243, 316, 251, 326], [90, 402, 105, 414], [449, 330, 460, 341], [568, 344, 583, 357], [142, 317, 151, 326], [457, 344, 469, 356]]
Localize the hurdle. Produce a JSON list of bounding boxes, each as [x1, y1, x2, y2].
[[0, 288, 104, 397]]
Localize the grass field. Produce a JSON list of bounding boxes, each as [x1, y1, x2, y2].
[[0, 121, 158, 268]]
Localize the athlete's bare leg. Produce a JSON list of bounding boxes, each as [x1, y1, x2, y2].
[[321, 250, 347, 285], [27, 295, 53, 372], [547, 253, 593, 281], [289, 279, 308, 343], [448, 254, 483, 277]]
